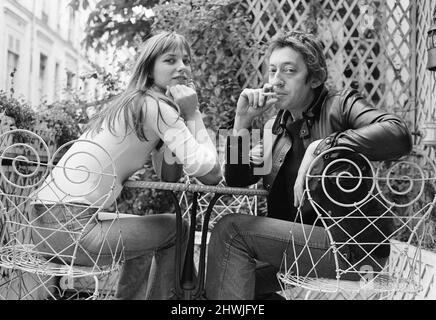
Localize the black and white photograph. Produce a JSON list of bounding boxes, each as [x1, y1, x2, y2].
[[0, 0, 435, 310]]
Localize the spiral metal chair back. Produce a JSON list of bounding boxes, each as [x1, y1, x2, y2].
[[278, 147, 436, 300], [0, 129, 124, 300]]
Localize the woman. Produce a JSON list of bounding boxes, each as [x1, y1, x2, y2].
[[32, 32, 222, 300]]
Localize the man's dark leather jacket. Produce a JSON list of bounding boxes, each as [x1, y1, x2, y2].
[[225, 86, 413, 260]]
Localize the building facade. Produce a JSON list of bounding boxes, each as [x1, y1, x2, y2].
[[0, 0, 98, 106]]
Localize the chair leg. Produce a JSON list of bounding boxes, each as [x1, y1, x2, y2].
[[91, 275, 99, 300], [304, 290, 312, 300]]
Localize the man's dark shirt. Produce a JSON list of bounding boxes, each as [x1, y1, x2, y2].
[[268, 117, 318, 225]]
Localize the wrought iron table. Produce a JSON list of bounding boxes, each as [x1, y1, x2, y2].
[[124, 180, 268, 300]]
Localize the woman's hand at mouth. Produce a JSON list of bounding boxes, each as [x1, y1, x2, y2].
[[166, 84, 199, 120]]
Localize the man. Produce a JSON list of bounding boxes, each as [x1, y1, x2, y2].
[[204, 31, 412, 300]]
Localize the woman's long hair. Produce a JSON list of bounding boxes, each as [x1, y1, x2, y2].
[[86, 32, 192, 141]]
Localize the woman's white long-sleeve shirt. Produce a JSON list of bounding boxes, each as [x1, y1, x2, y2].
[[36, 96, 218, 208]]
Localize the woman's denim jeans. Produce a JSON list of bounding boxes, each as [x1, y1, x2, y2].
[[32, 203, 189, 300], [205, 213, 387, 300]]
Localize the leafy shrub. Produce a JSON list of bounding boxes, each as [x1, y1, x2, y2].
[[151, 0, 262, 131], [36, 101, 83, 147], [0, 91, 35, 130], [0, 91, 82, 150]]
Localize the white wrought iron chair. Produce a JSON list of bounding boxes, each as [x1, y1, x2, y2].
[[278, 147, 436, 300], [0, 129, 125, 300]]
